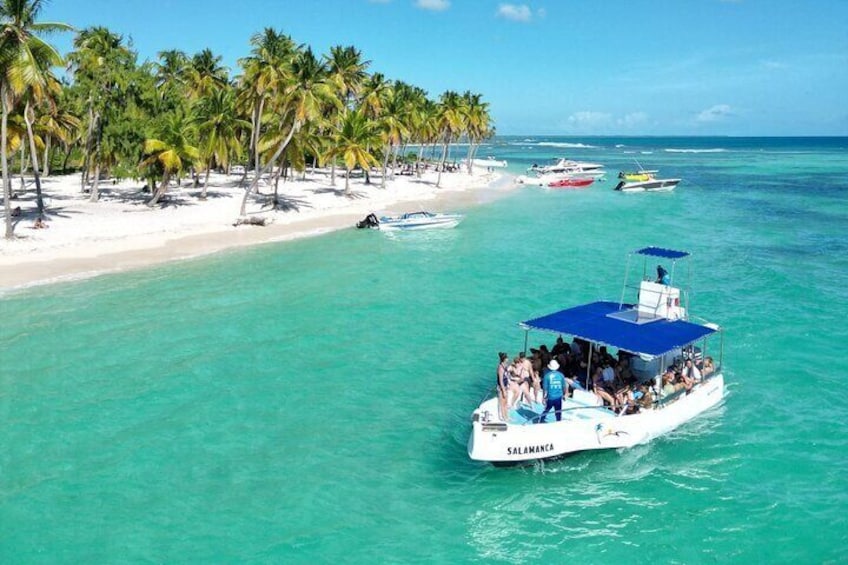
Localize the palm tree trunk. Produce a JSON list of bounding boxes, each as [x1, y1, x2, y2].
[[43, 135, 51, 177], [147, 170, 170, 206], [381, 143, 391, 189], [80, 106, 96, 192], [250, 97, 265, 186], [19, 144, 26, 192], [330, 162, 336, 186], [240, 121, 299, 216], [24, 102, 45, 214], [466, 140, 474, 174], [61, 142, 71, 174], [90, 162, 101, 202], [436, 134, 450, 188], [416, 145, 424, 178], [202, 160, 211, 199], [2, 88, 13, 239], [344, 167, 350, 195]]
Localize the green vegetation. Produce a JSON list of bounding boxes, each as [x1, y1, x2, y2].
[[0, 1, 494, 238]]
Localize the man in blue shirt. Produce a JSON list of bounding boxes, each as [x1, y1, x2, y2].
[[539, 359, 568, 423]]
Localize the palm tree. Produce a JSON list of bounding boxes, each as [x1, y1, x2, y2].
[[67, 26, 133, 198], [377, 85, 409, 188], [237, 28, 296, 186], [434, 90, 464, 188], [35, 96, 80, 176], [184, 48, 228, 101], [461, 91, 491, 174], [192, 86, 248, 198], [140, 112, 199, 206], [240, 46, 335, 215], [325, 45, 368, 186], [324, 108, 378, 196], [0, 0, 70, 238]]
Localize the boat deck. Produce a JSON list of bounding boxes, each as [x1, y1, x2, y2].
[[506, 397, 617, 425]]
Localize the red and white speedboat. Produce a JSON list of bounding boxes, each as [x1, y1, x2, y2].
[[548, 177, 594, 189]]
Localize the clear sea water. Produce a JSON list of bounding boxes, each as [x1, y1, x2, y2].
[[2, 136, 847, 562]]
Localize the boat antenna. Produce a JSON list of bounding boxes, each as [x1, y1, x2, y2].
[[633, 158, 644, 172]]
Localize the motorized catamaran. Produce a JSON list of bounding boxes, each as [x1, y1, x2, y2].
[[467, 247, 725, 465]]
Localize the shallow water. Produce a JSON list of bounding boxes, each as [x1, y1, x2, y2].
[[2, 137, 847, 561]]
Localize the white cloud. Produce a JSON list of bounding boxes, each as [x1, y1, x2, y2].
[[696, 104, 733, 123], [617, 112, 649, 128], [416, 0, 450, 10], [566, 111, 613, 131], [761, 59, 786, 70], [497, 4, 532, 22], [536, 7, 546, 18]]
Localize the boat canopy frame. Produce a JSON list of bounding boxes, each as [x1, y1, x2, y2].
[[619, 246, 692, 317]]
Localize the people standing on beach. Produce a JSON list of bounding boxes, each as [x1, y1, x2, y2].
[[539, 360, 567, 422]]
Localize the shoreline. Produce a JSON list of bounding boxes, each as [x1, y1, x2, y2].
[[0, 169, 517, 293]]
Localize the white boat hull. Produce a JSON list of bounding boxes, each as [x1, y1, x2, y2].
[[379, 215, 463, 231], [615, 178, 681, 192], [517, 171, 604, 185], [468, 374, 724, 464]]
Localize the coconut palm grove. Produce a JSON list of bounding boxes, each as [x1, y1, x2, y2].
[[0, 0, 493, 238]]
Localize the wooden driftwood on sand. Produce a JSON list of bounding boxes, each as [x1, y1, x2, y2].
[[233, 216, 269, 227]]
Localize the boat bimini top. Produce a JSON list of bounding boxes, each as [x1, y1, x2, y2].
[[520, 301, 716, 359]]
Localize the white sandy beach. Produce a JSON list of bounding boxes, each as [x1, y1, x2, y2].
[[0, 166, 514, 291]]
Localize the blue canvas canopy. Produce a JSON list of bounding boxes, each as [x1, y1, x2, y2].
[[635, 246, 690, 260], [521, 301, 716, 358]]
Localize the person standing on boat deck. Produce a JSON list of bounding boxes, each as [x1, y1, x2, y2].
[[519, 351, 541, 403], [496, 352, 510, 419], [539, 360, 567, 423], [656, 265, 670, 285], [510, 356, 535, 407]]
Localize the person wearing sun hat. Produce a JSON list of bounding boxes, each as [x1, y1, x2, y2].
[[538, 359, 567, 423]]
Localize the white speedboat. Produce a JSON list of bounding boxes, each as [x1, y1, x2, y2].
[[356, 211, 464, 231], [468, 247, 724, 465], [528, 158, 606, 177], [614, 170, 680, 192]]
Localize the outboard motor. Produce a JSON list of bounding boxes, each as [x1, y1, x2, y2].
[[356, 213, 380, 229]]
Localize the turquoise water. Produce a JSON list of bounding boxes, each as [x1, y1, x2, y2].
[[2, 137, 847, 562]]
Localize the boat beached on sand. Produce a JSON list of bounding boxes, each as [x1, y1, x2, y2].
[[467, 247, 724, 465], [355, 210, 464, 231]]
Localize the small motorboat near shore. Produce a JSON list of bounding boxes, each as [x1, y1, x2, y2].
[[614, 170, 680, 192], [468, 247, 724, 465], [356, 211, 464, 231]]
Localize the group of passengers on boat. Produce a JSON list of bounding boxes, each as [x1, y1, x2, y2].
[[496, 336, 716, 421]]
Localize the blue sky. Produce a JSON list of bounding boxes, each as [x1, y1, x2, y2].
[[43, 0, 848, 136]]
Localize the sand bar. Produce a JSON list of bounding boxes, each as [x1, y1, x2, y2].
[[0, 167, 516, 292]]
